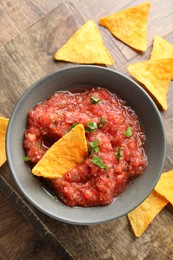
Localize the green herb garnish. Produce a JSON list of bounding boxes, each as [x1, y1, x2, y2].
[[116, 147, 122, 162], [90, 96, 100, 104], [86, 122, 97, 132], [124, 126, 132, 137], [70, 122, 79, 130], [23, 156, 30, 162], [37, 143, 41, 150], [98, 117, 106, 128], [89, 140, 100, 156], [91, 157, 108, 170]]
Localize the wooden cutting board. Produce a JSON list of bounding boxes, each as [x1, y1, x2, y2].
[[0, 1, 173, 259]]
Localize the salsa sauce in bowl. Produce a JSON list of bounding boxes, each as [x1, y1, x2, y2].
[[6, 65, 166, 224], [24, 87, 147, 207]]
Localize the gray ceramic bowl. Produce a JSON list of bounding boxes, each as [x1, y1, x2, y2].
[[6, 65, 166, 225]]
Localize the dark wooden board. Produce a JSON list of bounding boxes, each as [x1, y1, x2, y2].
[[0, 189, 72, 260], [0, 1, 173, 259]]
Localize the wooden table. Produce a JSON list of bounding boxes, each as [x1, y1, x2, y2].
[[0, 0, 173, 259]]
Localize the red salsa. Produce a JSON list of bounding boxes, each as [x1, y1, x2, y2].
[[24, 88, 147, 207]]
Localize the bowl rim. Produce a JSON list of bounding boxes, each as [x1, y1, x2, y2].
[[6, 65, 167, 225]]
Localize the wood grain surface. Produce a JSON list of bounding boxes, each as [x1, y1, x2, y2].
[[0, 189, 72, 260], [0, 0, 173, 259]]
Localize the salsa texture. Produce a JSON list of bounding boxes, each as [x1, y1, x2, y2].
[[24, 88, 147, 207]]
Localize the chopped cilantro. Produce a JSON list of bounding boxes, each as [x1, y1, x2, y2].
[[90, 140, 99, 150], [23, 156, 30, 162], [124, 126, 133, 137], [90, 96, 100, 104], [70, 122, 79, 130], [86, 122, 97, 132], [37, 143, 41, 150], [91, 157, 108, 170], [116, 147, 122, 162], [98, 117, 106, 128], [89, 140, 100, 156]]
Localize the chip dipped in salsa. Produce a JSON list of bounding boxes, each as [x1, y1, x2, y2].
[[24, 88, 147, 207]]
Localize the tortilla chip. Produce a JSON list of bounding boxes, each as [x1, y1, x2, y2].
[[32, 124, 88, 178], [150, 35, 173, 79], [128, 58, 173, 110], [151, 35, 173, 60], [128, 191, 168, 237], [154, 170, 173, 206], [99, 2, 151, 52], [54, 20, 114, 65], [0, 117, 9, 167]]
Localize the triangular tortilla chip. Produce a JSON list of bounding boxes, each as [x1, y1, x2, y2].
[[150, 35, 173, 79], [32, 124, 88, 178], [128, 59, 173, 110], [151, 35, 173, 60], [154, 170, 173, 206], [0, 117, 9, 167], [128, 191, 168, 237], [54, 20, 114, 65], [99, 2, 151, 52]]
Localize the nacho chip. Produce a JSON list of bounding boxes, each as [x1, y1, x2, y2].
[[32, 124, 88, 178], [128, 191, 168, 237], [150, 35, 173, 60], [154, 170, 173, 206], [0, 117, 9, 167], [54, 20, 114, 65], [150, 35, 173, 79], [128, 58, 173, 110], [99, 2, 151, 52]]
